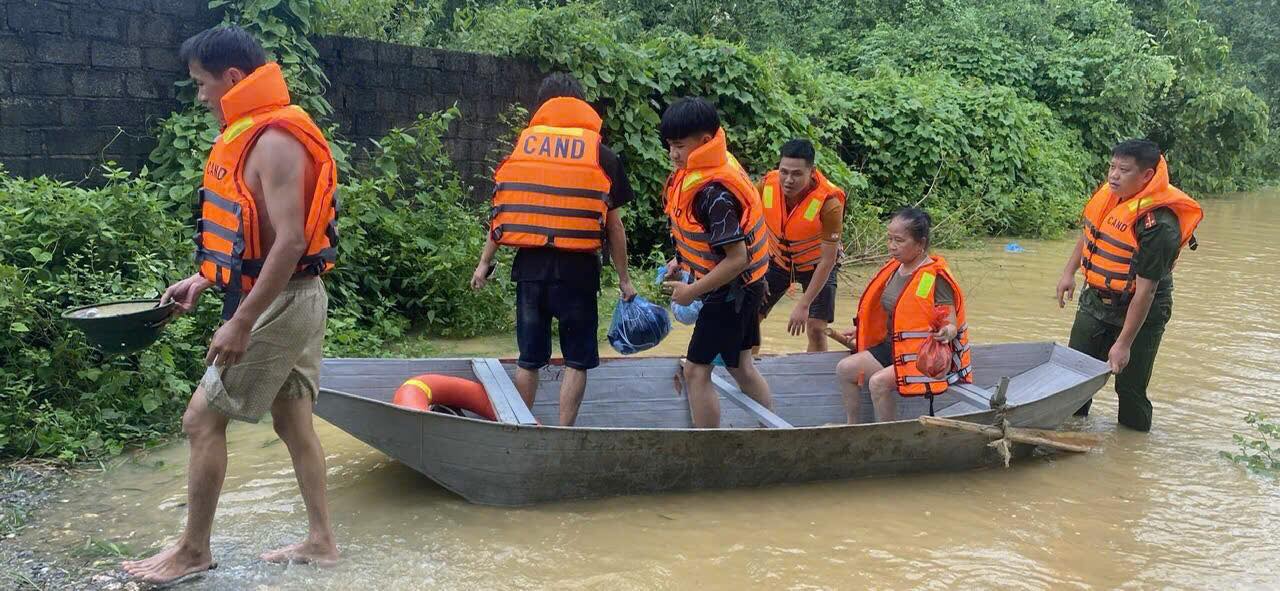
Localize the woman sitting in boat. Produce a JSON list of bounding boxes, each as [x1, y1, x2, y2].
[[835, 207, 972, 423]]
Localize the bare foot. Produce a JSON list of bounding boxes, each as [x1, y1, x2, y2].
[[120, 543, 216, 585], [261, 540, 339, 566]]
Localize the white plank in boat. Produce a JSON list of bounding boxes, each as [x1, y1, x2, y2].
[[710, 373, 793, 429], [471, 358, 538, 425]]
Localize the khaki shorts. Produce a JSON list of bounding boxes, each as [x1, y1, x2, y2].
[[201, 277, 327, 423]]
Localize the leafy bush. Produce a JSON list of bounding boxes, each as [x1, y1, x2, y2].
[[1131, 0, 1272, 192], [824, 69, 1092, 236], [843, 0, 1177, 162], [1220, 412, 1279, 478], [150, 0, 349, 206], [0, 108, 506, 460], [452, 2, 1087, 244], [313, 0, 447, 46], [0, 166, 217, 460], [329, 109, 514, 339]]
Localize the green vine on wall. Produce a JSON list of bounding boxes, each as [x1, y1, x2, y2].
[[149, 0, 347, 213]]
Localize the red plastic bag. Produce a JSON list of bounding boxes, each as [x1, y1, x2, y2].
[[915, 305, 952, 379]]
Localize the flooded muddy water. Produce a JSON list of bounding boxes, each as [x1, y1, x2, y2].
[[12, 194, 1280, 589]]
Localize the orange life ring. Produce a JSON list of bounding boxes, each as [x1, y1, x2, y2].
[[392, 374, 496, 420]]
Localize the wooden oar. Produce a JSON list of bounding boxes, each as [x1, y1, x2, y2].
[[823, 328, 855, 351], [917, 415, 1101, 453]]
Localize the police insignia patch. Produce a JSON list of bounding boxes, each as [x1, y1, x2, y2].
[[1143, 213, 1156, 229]]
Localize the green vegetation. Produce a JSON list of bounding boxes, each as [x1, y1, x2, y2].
[[320, 0, 1275, 199], [1221, 412, 1280, 478], [0, 106, 506, 462]]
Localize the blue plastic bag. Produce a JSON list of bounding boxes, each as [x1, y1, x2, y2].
[[654, 267, 703, 325], [607, 296, 671, 355]]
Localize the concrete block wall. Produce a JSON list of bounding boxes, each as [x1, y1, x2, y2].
[[0, 0, 219, 180], [0, 0, 544, 196], [314, 36, 541, 195]]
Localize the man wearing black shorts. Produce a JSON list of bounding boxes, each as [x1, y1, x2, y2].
[[660, 97, 773, 428], [472, 74, 636, 426], [756, 139, 846, 352]]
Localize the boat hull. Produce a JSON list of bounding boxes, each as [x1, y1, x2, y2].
[[317, 343, 1109, 506]]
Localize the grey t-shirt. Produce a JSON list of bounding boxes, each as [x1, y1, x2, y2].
[[881, 266, 954, 339]]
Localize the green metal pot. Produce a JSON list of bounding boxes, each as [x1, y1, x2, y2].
[[61, 299, 176, 355]]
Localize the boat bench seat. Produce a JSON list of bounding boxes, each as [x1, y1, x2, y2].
[[710, 373, 793, 428]]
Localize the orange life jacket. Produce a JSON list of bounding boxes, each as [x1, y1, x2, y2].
[[197, 62, 338, 320], [854, 256, 972, 397], [760, 167, 846, 273], [1080, 156, 1202, 298], [664, 128, 770, 285], [489, 97, 610, 252]]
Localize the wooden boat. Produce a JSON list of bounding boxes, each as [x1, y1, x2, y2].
[[317, 342, 1109, 506]]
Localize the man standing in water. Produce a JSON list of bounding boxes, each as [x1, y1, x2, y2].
[[123, 26, 340, 584], [1056, 139, 1202, 431]]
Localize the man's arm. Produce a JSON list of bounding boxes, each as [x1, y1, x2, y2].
[[1108, 276, 1156, 373], [206, 129, 309, 366], [687, 240, 748, 297], [1109, 210, 1180, 372], [798, 199, 843, 308], [605, 209, 635, 300], [471, 233, 500, 290], [1057, 232, 1086, 307]]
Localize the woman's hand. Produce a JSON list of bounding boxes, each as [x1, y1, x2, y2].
[[933, 323, 958, 342]]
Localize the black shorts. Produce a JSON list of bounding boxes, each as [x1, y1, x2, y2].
[[686, 282, 764, 368], [516, 281, 599, 371], [868, 340, 893, 367], [760, 263, 837, 323]]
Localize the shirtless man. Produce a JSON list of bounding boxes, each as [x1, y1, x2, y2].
[[122, 26, 340, 585]]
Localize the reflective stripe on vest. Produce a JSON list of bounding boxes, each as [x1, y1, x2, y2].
[[490, 97, 610, 253], [196, 63, 339, 320]]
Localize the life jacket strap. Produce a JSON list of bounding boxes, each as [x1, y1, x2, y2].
[[1083, 219, 1137, 253], [493, 181, 609, 201], [492, 203, 607, 220]]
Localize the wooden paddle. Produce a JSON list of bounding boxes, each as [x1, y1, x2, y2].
[[823, 328, 855, 351], [917, 415, 1104, 454]]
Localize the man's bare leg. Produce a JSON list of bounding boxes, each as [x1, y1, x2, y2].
[[683, 362, 720, 428], [558, 367, 587, 426], [261, 393, 339, 565], [806, 319, 829, 353], [515, 367, 540, 409], [725, 350, 773, 409], [121, 387, 226, 583]]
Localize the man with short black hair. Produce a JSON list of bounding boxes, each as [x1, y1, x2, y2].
[[659, 97, 773, 428], [756, 138, 846, 352], [1056, 139, 1203, 431], [121, 25, 340, 585], [471, 73, 636, 426]]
